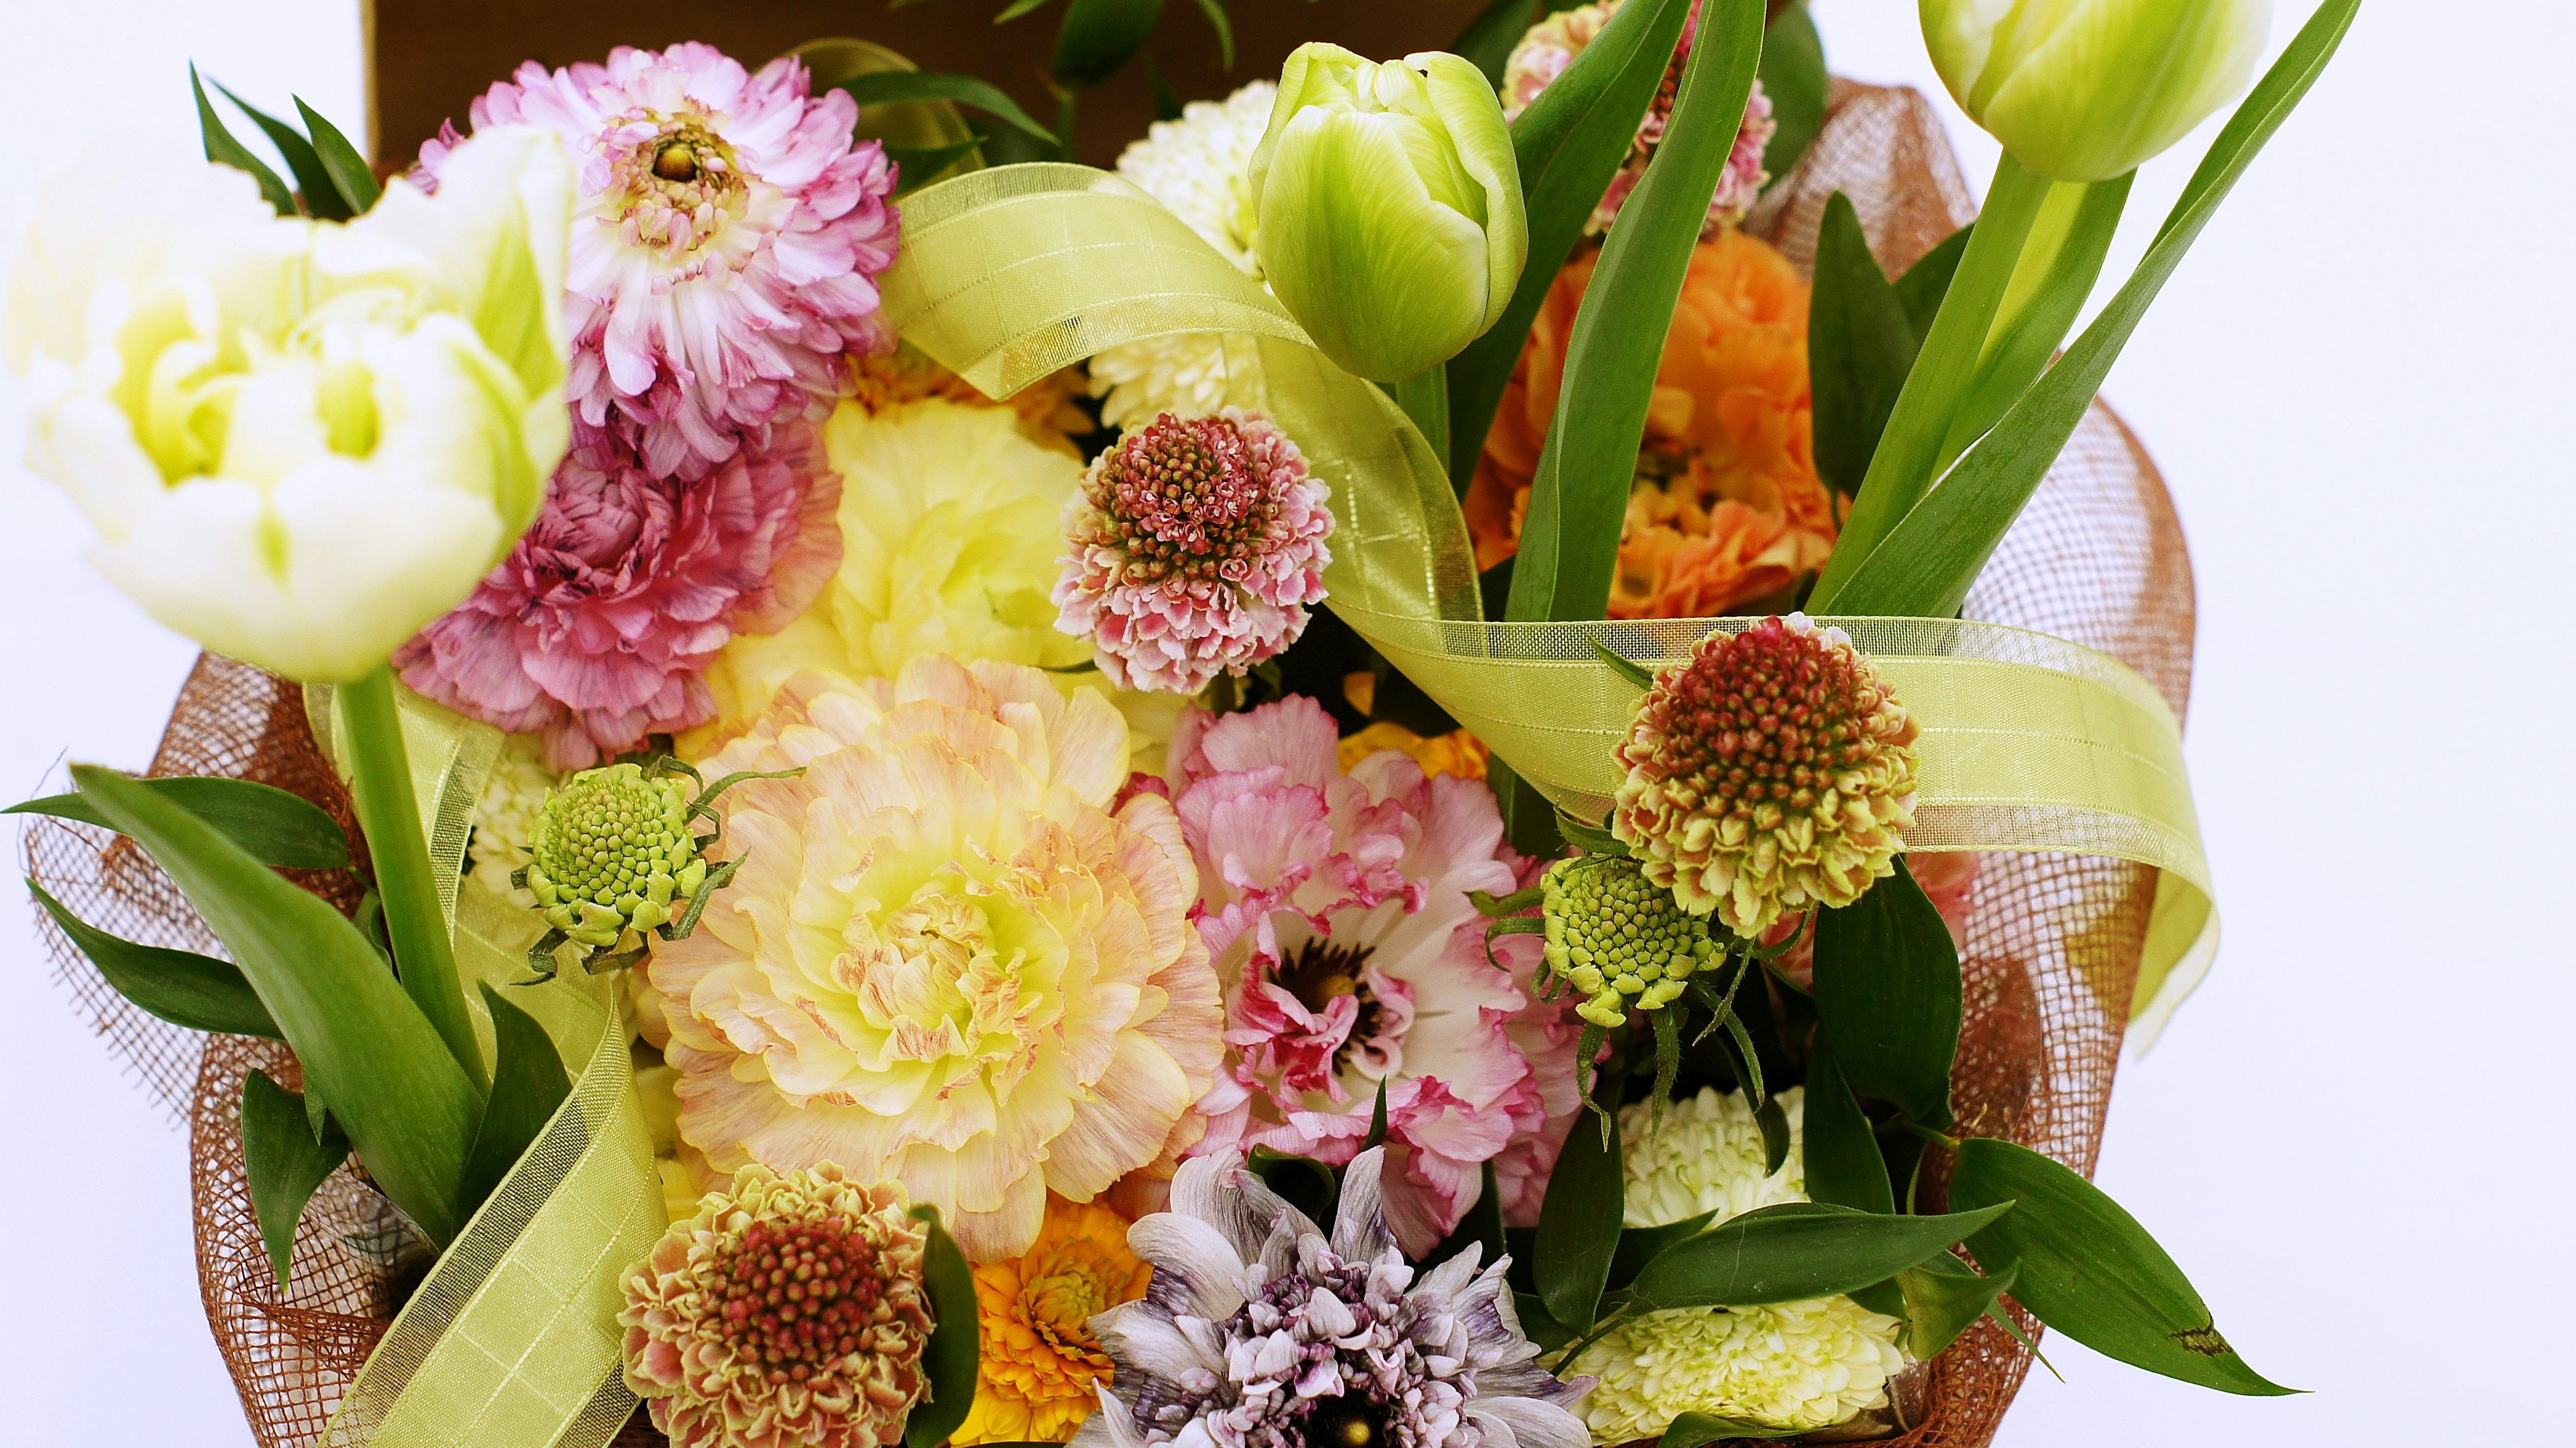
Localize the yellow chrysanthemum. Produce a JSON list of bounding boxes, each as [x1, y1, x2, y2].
[[1336, 720, 1491, 782], [953, 1196, 1152, 1444]]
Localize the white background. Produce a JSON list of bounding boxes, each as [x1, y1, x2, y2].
[[0, 1, 2565, 1444]]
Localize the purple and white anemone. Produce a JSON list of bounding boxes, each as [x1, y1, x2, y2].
[[1075, 1148, 1591, 1448]]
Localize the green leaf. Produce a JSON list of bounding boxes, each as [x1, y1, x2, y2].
[[995, 0, 1059, 18], [1816, 0, 2361, 619], [1949, 1137, 2294, 1394], [1753, 1090, 1790, 1177], [192, 64, 295, 215], [1445, 0, 1695, 493], [28, 879, 280, 1038], [1148, 59, 1185, 122], [241, 1069, 350, 1290], [1935, 172, 2133, 475], [889, 136, 991, 192], [1627, 1200, 2010, 1311], [1799, 1039, 1893, 1214], [453, 983, 572, 1221], [1455, 0, 1546, 88], [296, 97, 383, 214], [1586, 634, 1658, 690], [1807, 192, 1920, 499], [1503, 0, 1766, 623], [213, 81, 347, 221], [1896, 1251, 2015, 1361], [1052, 0, 1165, 88], [1659, 1410, 1805, 1445], [68, 764, 478, 1245], [1811, 858, 1960, 1126], [1513, 1291, 1575, 1353], [1188, 0, 1234, 70], [1755, 2, 1826, 187], [836, 71, 1059, 148], [906, 1207, 983, 1448], [1893, 223, 1971, 341], [11, 776, 350, 870], [1609, 1207, 1717, 1288], [1428, 1160, 1507, 1271], [1248, 1147, 1338, 1229], [1534, 1075, 1624, 1330]]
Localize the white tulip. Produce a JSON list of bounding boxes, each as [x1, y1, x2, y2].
[[4, 125, 574, 682]]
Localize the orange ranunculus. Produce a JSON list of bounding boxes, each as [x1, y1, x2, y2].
[[1466, 229, 1837, 619]]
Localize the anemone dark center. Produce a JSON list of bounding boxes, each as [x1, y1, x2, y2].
[[1303, 1394, 1393, 1448], [1277, 939, 1384, 1072]]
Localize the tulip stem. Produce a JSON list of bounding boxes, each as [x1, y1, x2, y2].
[[1809, 150, 2054, 610], [339, 664, 488, 1096], [1383, 369, 1452, 484]]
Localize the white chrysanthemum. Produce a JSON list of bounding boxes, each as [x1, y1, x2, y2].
[[466, 733, 557, 903], [1569, 1296, 1907, 1437], [1091, 83, 1275, 430], [1621, 1085, 1807, 1228]]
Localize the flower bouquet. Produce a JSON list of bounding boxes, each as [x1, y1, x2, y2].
[[11, 1, 2356, 1446]]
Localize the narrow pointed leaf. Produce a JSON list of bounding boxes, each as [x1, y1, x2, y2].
[[241, 1068, 350, 1289], [1535, 1077, 1624, 1330], [835, 72, 1059, 146], [1627, 1200, 2010, 1311], [1935, 172, 2133, 474], [1456, 0, 1546, 88], [1660, 1412, 1804, 1445], [453, 983, 572, 1221], [11, 776, 350, 870], [193, 65, 294, 215], [213, 81, 347, 220], [1811, 858, 1960, 1126], [1053, 0, 1165, 88], [1586, 635, 1658, 689], [68, 764, 476, 1244], [29, 880, 279, 1037], [1896, 1251, 2016, 1361], [1609, 1207, 1718, 1288], [996, 0, 1059, 18], [1894, 224, 1972, 342], [906, 1208, 983, 1448], [1189, 0, 1235, 69], [1808, 191, 1921, 499], [1755, 1, 1826, 186], [296, 98, 383, 213], [1513, 1291, 1574, 1353], [1800, 1039, 1893, 1214], [1949, 1137, 2294, 1394]]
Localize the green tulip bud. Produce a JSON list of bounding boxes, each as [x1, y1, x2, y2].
[[1921, 0, 2271, 182], [1248, 44, 1527, 382]]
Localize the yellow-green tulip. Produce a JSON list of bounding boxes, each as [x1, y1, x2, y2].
[[1248, 43, 1527, 382], [1922, 0, 2271, 182]]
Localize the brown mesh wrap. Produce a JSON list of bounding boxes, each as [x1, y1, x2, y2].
[[20, 83, 2188, 1448]]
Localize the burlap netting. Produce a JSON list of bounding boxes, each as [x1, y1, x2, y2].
[[20, 83, 2191, 1448]]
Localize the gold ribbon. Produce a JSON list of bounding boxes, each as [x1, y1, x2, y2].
[[881, 162, 2218, 1041], [306, 686, 663, 1448]]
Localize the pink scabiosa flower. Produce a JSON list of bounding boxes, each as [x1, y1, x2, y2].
[[1168, 697, 1580, 1257], [1054, 409, 1333, 695], [1613, 614, 1921, 937], [394, 423, 840, 772], [421, 43, 900, 478], [1501, 0, 1776, 236]]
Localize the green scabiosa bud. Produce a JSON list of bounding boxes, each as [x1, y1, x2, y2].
[[1542, 854, 1721, 1030], [523, 762, 706, 950], [1248, 43, 1527, 382]]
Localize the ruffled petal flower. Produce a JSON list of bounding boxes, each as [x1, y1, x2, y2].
[[1567, 1296, 1905, 1438], [955, 1196, 1154, 1444]]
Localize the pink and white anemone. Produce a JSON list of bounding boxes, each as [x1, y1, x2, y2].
[[394, 423, 840, 771], [1164, 697, 1582, 1257], [419, 42, 900, 479]]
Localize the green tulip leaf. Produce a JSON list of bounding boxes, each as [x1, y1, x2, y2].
[[1799, 1038, 1893, 1215], [1535, 1072, 1625, 1331], [1808, 191, 1921, 499], [1504, 0, 1766, 624], [1812, 858, 1961, 1127], [906, 1206, 983, 1448], [28, 879, 280, 1038], [1658, 1410, 1805, 1445], [212, 81, 348, 221], [1934, 172, 2133, 475], [453, 983, 573, 1223], [1815, 0, 2361, 618], [68, 764, 478, 1245], [296, 98, 384, 215], [1894, 223, 1972, 341], [1948, 1137, 2295, 1394], [1756, 2, 1827, 187], [1052, 0, 1166, 89], [192, 64, 296, 216], [1627, 1200, 2010, 1311], [1896, 1251, 2016, 1361], [835, 71, 1060, 148], [9, 775, 350, 870], [241, 1068, 350, 1290], [1445, 0, 1695, 491]]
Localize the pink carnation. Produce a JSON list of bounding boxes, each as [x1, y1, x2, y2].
[[395, 425, 840, 771], [421, 43, 900, 479], [1053, 409, 1333, 694], [1168, 696, 1580, 1256]]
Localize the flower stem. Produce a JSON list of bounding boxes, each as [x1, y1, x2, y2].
[[1809, 150, 2054, 610], [339, 663, 488, 1095]]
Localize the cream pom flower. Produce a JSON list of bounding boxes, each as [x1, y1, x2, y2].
[[1568, 1296, 1907, 1438], [465, 733, 557, 903], [1620, 1085, 1805, 1228], [1090, 82, 1276, 430], [640, 658, 1223, 1262]]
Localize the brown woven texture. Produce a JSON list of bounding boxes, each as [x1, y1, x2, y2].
[[20, 85, 2188, 1448]]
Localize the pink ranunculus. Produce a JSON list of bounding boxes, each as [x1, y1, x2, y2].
[[395, 423, 840, 771], [421, 43, 900, 479], [1167, 696, 1579, 1255]]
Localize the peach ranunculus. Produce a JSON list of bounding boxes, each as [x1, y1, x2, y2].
[[1466, 229, 1837, 619], [637, 657, 1223, 1262]]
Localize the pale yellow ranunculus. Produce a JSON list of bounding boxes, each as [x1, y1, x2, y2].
[[1248, 44, 1526, 382], [1922, 0, 2271, 183], [3, 126, 574, 682]]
